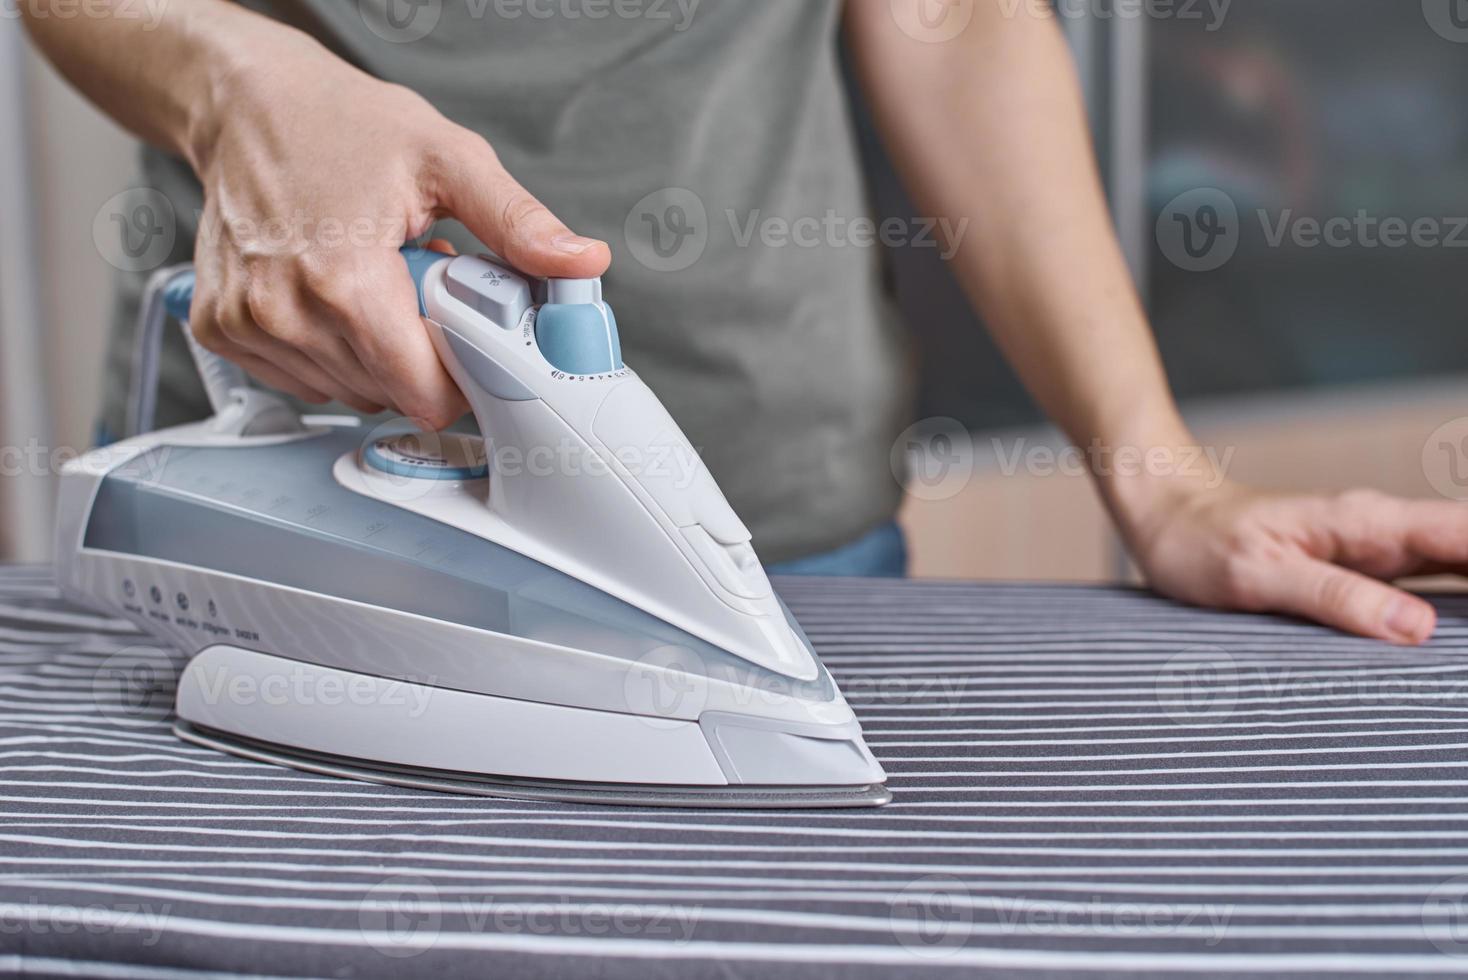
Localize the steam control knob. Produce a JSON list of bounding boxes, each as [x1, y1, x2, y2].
[[535, 277, 623, 375], [364, 432, 489, 481]]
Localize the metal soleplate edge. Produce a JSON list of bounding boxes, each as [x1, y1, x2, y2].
[[174, 721, 892, 809]]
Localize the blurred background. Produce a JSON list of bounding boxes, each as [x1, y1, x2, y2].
[[874, 0, 1468, 580], [2, 0, 1465, 575]]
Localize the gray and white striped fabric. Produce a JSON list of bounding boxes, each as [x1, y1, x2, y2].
[[7, 563, 1468, 978]]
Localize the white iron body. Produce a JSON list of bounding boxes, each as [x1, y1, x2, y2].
[[54, 251, 889, 807]]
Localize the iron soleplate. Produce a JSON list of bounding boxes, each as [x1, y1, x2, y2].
[[174, 721, 891, 809]]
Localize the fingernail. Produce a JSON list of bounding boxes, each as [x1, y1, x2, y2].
[[1385, 597, 1428, 641], [552, 234, 597, 254]]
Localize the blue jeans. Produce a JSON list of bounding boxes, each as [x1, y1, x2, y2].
[[767, 521, 907, 578]]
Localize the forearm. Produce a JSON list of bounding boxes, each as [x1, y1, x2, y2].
[[29, 0, 605, 428], [20, 0, 323, 171], [845, 1, 1202, 516]]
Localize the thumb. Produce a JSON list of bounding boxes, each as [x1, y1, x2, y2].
[[433, 135, 610, 279], [1266, 556, 1436, 646]]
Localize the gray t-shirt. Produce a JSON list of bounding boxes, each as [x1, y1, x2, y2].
[[99, 0, 915, 563]]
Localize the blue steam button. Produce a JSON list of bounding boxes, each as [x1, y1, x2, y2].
[[534, 278, 623, 376]]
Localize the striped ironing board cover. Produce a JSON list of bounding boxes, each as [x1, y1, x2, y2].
[[5, 562, 1468, 978]]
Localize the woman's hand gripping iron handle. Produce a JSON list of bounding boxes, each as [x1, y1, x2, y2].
[[161, 246, 615, 417], [151, 248, 475, 435], [160, 246, 613, 428]]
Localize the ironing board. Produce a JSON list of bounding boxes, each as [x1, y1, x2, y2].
[[5, 563, 1468, 978]]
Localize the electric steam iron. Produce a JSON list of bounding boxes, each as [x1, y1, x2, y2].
[[54, 247, 889, 807]]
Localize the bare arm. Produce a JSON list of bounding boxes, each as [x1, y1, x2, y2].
[[847, 0, 1460, 644], [844, 0, 1189, 504], [24, 0, 610, 428], [24, 0, 288, 160]]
